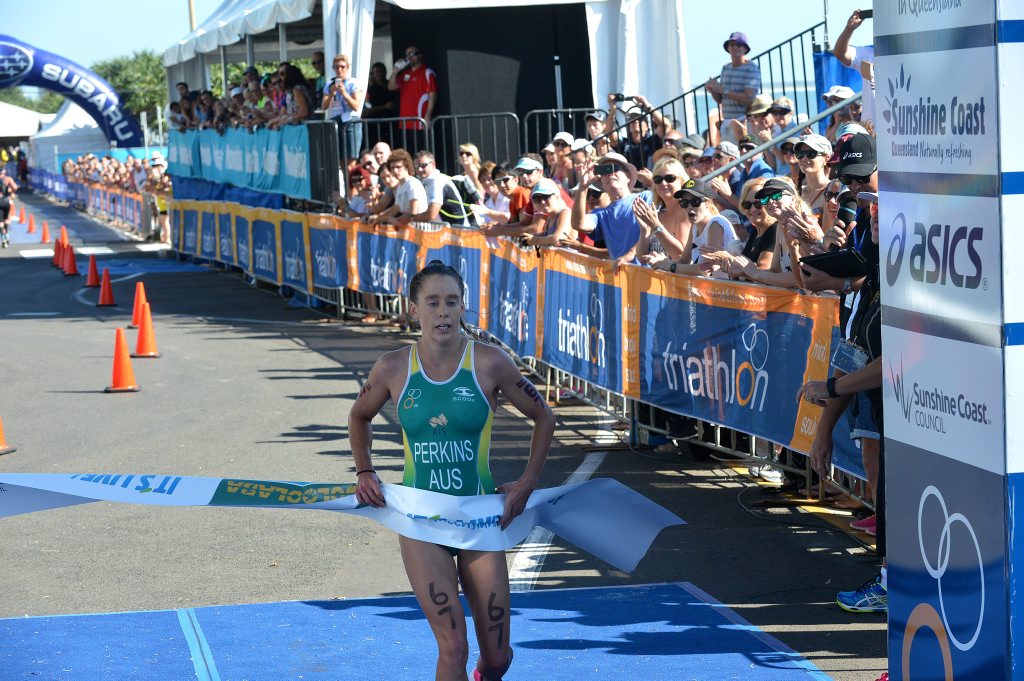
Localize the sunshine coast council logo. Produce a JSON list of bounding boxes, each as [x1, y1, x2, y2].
[[0, 41, 33, 88]]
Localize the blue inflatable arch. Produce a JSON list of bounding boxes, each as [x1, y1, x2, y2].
[[0, 35, 144, 148]]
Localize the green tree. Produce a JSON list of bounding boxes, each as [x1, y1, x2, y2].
[[0, 87, 63, 113], [91, 51, 167, 133]]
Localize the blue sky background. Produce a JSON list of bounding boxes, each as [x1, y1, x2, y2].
[[4, 0, 872, 96]]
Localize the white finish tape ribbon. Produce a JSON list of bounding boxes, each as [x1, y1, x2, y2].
[[0, 474, 683, 573]]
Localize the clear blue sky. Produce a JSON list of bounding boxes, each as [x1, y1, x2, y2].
[[4, 0, 872, 92]]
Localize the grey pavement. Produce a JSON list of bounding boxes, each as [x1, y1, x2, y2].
[[0, 191, 887, 680]]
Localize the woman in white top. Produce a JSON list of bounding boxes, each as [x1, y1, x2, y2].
[[369, 149, 425, 225], [322, 54, 365, 163], [521, 179, 576, 247], [648, 179, 737, 276], [476, 161, 510, 224], [633, 157, 693, 266], [793, 134, 832, 224]]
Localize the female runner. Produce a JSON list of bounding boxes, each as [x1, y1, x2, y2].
[[348, 260, 555, 681], [0, 167, 18, 248]]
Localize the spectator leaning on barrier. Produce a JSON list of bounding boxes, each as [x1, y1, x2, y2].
[[701, 176, 776, 278], [834, 9, 875, 126], [521, 179, 576, 248], [479, 158, 541, 238], [633, 156, 693, 267], [412, 151, 474, 227], [793, 133, 833, 223], [476, 161, 510, 224], [323, 54, 365, 163], [550, 132, 577, 191], [571, 151, 651, 266], [368, 149, 425, 225], [717, 135, 774, 215], [707, 141, 740, 212], [706, 32, 761, 144], [269, 64, 314, 129]]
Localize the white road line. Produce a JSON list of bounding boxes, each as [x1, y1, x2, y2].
[[137, 243, 171, 252], [77, 247, 115, 255], [20, 249, 54, 258], [5, 312, 61, 317], [508, 450, 607, 592]]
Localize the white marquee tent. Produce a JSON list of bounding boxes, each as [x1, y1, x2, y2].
[[0, 101, 54, 140], [162, 0, 689, 112]]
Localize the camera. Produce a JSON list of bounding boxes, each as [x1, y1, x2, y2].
[[611, 93, 634, 103], [859, 9, 873, 18]]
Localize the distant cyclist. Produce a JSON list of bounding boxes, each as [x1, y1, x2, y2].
[[0, 167, 18, 248]]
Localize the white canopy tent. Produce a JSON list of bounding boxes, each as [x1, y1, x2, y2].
[[29, 101, 110, 172], [163, 0, 690, 111], [0, 101, 53, 140]]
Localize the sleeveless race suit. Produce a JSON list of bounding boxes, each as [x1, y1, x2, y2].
[[397, 339, 495, 496]]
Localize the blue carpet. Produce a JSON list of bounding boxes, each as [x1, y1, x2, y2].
[[0, 583, 828, 680]]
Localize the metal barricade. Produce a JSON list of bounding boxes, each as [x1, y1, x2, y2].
[[346, 116, 433, 161], [429, 113, 520, 175], [522, 107, 596, 156]]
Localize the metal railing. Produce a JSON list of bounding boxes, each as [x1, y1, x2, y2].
[[521, 107, 597, 158], [430, 113, 520, 176]]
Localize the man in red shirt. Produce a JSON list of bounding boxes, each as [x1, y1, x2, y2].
[[388, 46, 438, 149]]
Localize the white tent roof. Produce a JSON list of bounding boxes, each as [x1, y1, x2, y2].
[[163, 0, 317, 66], [29, 100, 110, 172], [0, 101, 49, 138]]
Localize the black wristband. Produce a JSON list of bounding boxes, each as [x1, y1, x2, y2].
[[826, 376, 840, 398], [356, 469, 376, 476]]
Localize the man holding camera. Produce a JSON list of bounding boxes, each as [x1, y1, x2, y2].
[[604, 93, 668, 171]]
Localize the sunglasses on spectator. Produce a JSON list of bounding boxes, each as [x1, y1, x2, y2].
[[795, 150, 822, 159], [594, 163, 621, 176], [696, 157, 713, 164], [677, 198, 705, 208], [405, 51, 420, 57], [739, 145, 756, 154], [459, 151, 473, 157], [780, 144, 795, 154], [495, 176, 513, 185], [839, 170, 876, 185], [749, 112, 770, 120], [713, 153, 729, 160], [416, 162, 432, 169], [552, 141, 569, 149], [652, 174, 678, 184], [532, 194, 554, 203], [758, 191, 787, 205], [741, 200, 762, 210], [587, 188, 604, 199], [517, 168, 538, 176], [824, 187, 844, 201]]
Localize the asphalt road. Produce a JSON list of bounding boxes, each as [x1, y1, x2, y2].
[[0, 192, 888, 680]]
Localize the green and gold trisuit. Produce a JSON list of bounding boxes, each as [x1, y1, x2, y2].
[[397, 339, 495, 496]]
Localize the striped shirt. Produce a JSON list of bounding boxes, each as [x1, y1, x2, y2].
[[719, 61, 761, 120]]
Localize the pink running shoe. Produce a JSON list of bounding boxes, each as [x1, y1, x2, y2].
[[875, 673, 889, 681], [850, 514, 876, 535]]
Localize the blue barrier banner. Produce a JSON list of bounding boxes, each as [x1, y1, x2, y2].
[[540, 254, 623, 394], [279, 125, 311, 200], [217, 209, 234, 265], [354, 225, 417, 296], [280, 216, 309, 292], [251, 215, 278, 283], [309, 216, 347, 289], [170, 127, 310, 200], [234, 210, 251, 272], [181, 209, 198, 255], [625, 268, 834, 452], [486, 241, 539, 359], [0, 35, 144, 147], [422, 230, 485, 328], [200, 209, 217, 260]]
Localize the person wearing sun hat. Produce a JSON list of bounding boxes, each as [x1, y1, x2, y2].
[[570, 151, 651, 262], [705, 31, 761, 145]]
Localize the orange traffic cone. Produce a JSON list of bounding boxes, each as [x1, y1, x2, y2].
[[104, 328, 140, 393], [97, 269, 116, 306], [0, 415, 15, 456], [40, 221, 50, 244], [27, 214, 35, 234], [18, 206, 25, 224], [130, 282, 148, 329], [84, 255, 101, 287], [52, 239, 63, 267], [63, 244, 79, 276], [59, 225, 68, 246], [132, 303, 161, 358]]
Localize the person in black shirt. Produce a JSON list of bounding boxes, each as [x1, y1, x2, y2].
[[798, 193, 886, 615]]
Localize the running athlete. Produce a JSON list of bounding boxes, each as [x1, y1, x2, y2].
[[0, 167, 18, 248], [349, 260, 555, 681]]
